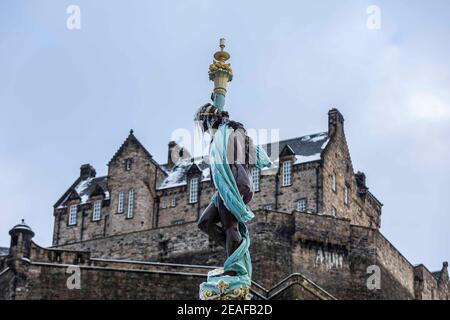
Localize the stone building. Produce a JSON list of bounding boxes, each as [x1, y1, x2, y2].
[[1, 108, 449, 300]]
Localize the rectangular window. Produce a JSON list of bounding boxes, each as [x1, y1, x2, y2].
[[189, 178, 199, 204], [332, 174, 337, 192], [251, 167, 261, 192], [297, 199, 307, 213], [263, 204, 273, 211], [161, 201, 167, 209], [127, 189, 135, 218], [171, 197, 177, 207], [92, 200, 102, 221], [344, 186, 349, 205], [125, 158, 132, 171], [282, 160, 292, 187], [69, 205, 77, 226], [117, 191, 125, 213]]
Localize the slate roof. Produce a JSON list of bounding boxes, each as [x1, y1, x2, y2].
[[0, 247, 9, 256], [159, 159, 211, 190], [263, 132, 329, 160], [432, 271, 441, 281], [55, 176, 109, 209], [158, 132, 330, 190]]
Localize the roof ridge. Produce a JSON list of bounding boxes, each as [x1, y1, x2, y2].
[[261, 131, 328, 147], [108, 131, 167, 175]]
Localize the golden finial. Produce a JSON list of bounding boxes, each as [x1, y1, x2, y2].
[[209, 38, 233, 110], [214, 38, 230, 62]]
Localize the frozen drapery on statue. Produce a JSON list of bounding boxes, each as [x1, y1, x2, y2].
[[196, 40, 273, 300]]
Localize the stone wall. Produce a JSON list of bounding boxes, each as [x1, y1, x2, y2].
[[374, 232, 415, 299], [156, 164, 320, 229], [414, 264, 449, 300], [322, 109, 381, 229], [106, 138, 163, 237], [54, 210, 294, 288]]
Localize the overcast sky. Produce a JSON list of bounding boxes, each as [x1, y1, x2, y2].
[[0, 0, 449, 271]]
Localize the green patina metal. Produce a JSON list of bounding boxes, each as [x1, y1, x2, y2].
[[199, 123, 272, 300]]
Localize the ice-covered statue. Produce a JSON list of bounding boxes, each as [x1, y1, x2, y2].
[[196, 39, 273, 300]]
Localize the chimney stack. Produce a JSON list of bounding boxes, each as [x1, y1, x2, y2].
[[328, 108, 345, 138], [80, 164, 96, 180]]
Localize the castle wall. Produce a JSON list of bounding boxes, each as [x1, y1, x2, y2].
[[276, 164, 320, 214], [374, 232, 415, 299], [292, 212, 354, 299], [156, 164, 320, 229], [322, 114, 381, 229], [0, 268, 14, 300], [156, 180, 216, 227], [8, 262, 204, 300], [414, 265, 449, 300], [54, 210, 295, 288]]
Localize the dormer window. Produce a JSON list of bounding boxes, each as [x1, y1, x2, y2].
[[282, 160, 292, 187], [189, 178, 199, 204], [92, 200, 102, 221], [125, 158, 132, 171], [69, 205, 77, 226], [251, 167, 261, 192]]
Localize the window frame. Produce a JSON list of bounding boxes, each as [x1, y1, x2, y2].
[[171, 196, 177, 207], [344, 185, 349, 206], [251, 167, 261, 192], [92, 200, 102, 221], [127, 189, 135, 219], [125, 158, 132, 171], [68, 205, 78, 226], [282, 160, 293, 187], [189, 177, 199, 204], [297, 198, 307, 213], [117, 191, 125, 213]]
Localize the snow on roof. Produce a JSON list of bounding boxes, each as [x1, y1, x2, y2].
[[158, 159, 211, 190], [159, 132, 330, 190], [58, 176, 110, 208], [75, 177, 94, 204]]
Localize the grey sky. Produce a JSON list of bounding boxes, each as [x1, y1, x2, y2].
[[0, 0, 449, 271]]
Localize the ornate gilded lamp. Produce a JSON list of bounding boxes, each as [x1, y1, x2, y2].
[[209, 38, 233, 111]]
